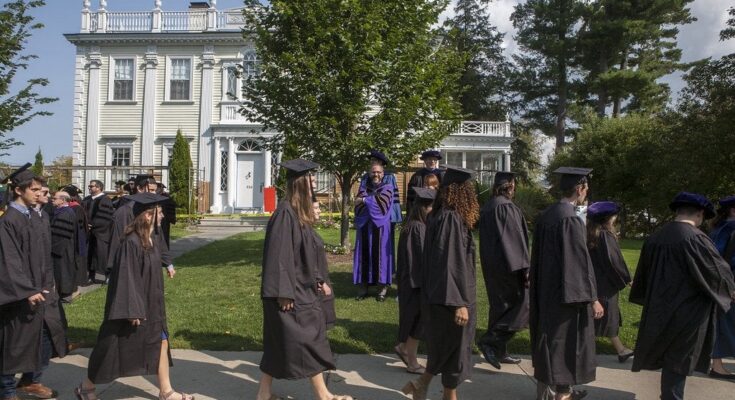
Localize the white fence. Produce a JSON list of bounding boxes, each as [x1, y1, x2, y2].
[[83, 10, 249, 33]]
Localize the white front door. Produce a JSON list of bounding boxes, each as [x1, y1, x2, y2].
[[236, 153, 264, 209]]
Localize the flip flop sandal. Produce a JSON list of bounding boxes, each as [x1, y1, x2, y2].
[[74, 383, 97, 400], [394, 344, 409, 367], [159, 390, 195, 400]]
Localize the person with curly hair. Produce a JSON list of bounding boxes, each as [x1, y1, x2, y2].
[[401, 166, 478, 400]]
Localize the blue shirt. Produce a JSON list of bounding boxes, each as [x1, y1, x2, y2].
[[8, 202, 31, 219]]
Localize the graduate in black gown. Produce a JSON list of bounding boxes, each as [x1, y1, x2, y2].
[[530, 167, 603, 400], [630, 192, 735, 400], [312, 197, 336, 330], [395, 186, 435, 375], [401, 166, 478, 400], [62, 184, 90, 287], [75, 192, 192, 400], [708, 195, 735, 379], [0, 164, 62, 400], [50, 190, 81, 298], [83, 180, 114, 283], [477, 171, 530, 370], [406, 150, 445, 216], [585, 202, 634, 362], [257, 159, 351, 400]]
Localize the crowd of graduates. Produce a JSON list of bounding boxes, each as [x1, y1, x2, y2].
[[2, 151, 735, 400]]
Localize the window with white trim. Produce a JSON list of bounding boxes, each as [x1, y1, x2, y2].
[[110, 147, 132, 184], [225, 65, 239, 100], [166, 57, 192, 101], [220, 151, 228, 191], [108, 56, 136, 101], [243, 51, 260, 80]]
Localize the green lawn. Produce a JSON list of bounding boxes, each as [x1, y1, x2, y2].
[[169, 224, 194, 241], [65, 228, 643, 354]]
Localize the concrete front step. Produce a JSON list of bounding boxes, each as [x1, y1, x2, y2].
[[197, 216, 270, 229]]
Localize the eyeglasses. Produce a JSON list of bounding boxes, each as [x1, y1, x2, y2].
[[88, 185, 97, 188]]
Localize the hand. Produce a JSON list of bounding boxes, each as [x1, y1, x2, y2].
[[592, 300, 604, 320], [129, 318, 141, 327], [355, 197, 364, 205], [454, 306, 469, 326], [319, 282, 332, 296], [278, 297, 294, 312], [28, 293, 45, 307], [167, 267, 176, 278]]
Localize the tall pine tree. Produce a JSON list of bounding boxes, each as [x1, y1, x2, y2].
[[443, 0, 511, 120], [31, 147, 42, 176], [169, 129, 193, 214]]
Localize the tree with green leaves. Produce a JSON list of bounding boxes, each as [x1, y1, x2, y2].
[[242, 0, 463, 246], [0, 0, 56, 157], [30, 147, 42, 176], [511, 0, 586, 150], [169, 129, 193, 214], [443, 0, 511, 120], [576, 0, 694, 117]]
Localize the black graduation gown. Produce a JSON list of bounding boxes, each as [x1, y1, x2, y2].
[[589, 231, 631, 338], [30, 210, 68, 359], [260, 201, 335, 380], [0, 207, 44, 374], [423, 207, 476, 389], [406, 168, 444, 215], [69, 203, 90, 286], [106, 201, 134, 272], [397, 220, 426, 342], [479, 195, 530, 332], [630, 222, 735, 376], [87, 233, 171, 384], [51, 207, 79, 296], [83, 195, 115, 276], [530, 202, 598, 387], [314, 233, 336, 330]]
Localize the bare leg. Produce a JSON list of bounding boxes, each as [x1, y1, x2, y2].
[[712, 358, 733, 374], [610, 336, 631, 354], [404, 337, 422, 369], [442, 387, 458, 400], [256, 373, 274, 400], [309, 373, 338, 400], [157, 340, 178, 398], [79, 377, 97, 400]]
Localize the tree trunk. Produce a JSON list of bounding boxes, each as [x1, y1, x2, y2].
[[596, 50, 608, 116], [339, 174, 352, 249], [555, 59, 567, 149], [612, 54, 628, 117]]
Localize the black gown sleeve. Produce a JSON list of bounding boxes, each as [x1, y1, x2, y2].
[[599, 231, 631, 292], [106, 238, 146, 321], [685, 233, 735, 312], [0, 215, 38, 305], [560, 216, 598, 304], [496, 203, 530, 273], [261, 207, 297, 300]]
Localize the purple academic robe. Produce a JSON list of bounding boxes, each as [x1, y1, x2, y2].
[[353, 182, 394, 285]]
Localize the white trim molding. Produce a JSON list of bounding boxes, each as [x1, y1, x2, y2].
[[164, 55, 194, 102], [106, 54, 138, 102]]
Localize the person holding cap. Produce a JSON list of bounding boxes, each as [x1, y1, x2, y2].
[[708, 195, 735, 379], [406, 150, 444, 216], [585, 201, 633, 362], [530, 167, 602, 400], [0, 164, 62, 400], [257, 159, 351, 400], [630, 192, 735, 399], [402, 166, 478, 400], [75, 192, 191, 400], [394, 186, 436, 375], [477, 171, 530, 370]]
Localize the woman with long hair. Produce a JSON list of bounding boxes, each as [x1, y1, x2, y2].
[[257, 159, 351, 400], [708, 196, 735, 379], [586, 201, 633, 362], [402, 167, 479, 400], [75, 192, 192, 400], [394, 187, 436, 374]]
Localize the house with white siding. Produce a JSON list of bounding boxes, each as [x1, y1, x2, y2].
[[65, 0, 513, 213]]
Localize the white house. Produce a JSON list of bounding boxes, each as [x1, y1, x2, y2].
[[65, 0, 513, 213]]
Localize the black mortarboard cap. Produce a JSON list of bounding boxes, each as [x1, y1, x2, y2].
[[1, 163, 34, 185], [441, 165, 476, 187], [280, 159, 320, 178], [554, 167, 593, 192], [412, 186, 436, 201], [420, 150, 442, 160], [115, 180, 127, 186], [494, 171, 516, 186], [669, 191, 715, 219], [135, 174, 156, 187], [368, 150, 390, 166], [128, 176, 136, 182], [128, 192, 168, 217], [62, 184, 82, 198]]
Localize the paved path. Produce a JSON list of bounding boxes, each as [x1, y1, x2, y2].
[[45, 351, 734, 400]]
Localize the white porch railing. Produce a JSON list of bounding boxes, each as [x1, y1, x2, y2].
[[162, 11, 206, 32], [220, 104, 249, 123], [82, 7, 252, 33], [452, 121, 511, 137], [105, 12, 151, 32]]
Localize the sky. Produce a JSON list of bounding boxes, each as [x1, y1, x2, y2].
[[3, 0, 734, 166]]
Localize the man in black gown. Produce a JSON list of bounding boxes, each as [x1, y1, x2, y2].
[[530, 167, 603, 400], [50, 191, 80, 300], [406, 150, 444, 215], [83, 180, 114, 283], [630, 192, 735, 400], [478, 171, 530, 369]]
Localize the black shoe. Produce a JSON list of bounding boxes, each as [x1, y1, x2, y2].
[[617, 350, 634, 363], [499, 355, 522, 364], [709, 370, 735, 380], [480, 345, 501, 370], [376, 294, 386, 302]]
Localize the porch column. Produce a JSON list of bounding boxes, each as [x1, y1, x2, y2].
[[211, 136, 222, 213], [263, 149, 272, 187], [85, 48, 102, 184], [198, 46, 215, 185], [141, 45, 158, 166], [503, 151, 511, 172], [226, 137, 236, 212]]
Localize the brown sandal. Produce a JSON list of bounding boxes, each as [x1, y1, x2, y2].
[[74, 383, 97, 400], [401, 379, 428, 400], [159, 390, 195, 400]]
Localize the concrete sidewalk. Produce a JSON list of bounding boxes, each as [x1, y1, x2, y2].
[[44, 350, 734, 399]]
